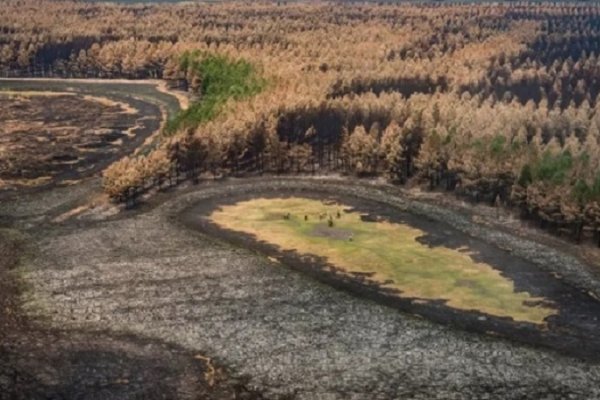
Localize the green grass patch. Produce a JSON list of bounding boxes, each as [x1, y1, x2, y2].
[[210, 197, 556, 324], [519, 150, 574, 187], [573, 174, 600, 203], [165, 52, 266, 134]]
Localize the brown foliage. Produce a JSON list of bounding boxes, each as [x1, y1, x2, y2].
[[5, 0, 600, 244]]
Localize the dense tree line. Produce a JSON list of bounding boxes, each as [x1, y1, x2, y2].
[[104, 87, 600, 245], [4, 1, 600, 246]]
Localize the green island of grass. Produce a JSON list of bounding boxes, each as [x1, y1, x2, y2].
[[166, 52, 266, 134], [210, 197, 556, 324]]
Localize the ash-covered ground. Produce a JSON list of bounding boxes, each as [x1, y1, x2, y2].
[[2, 177, 600, 400]]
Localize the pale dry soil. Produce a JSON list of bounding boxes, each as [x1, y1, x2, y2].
[[4, 177, 600, 400]]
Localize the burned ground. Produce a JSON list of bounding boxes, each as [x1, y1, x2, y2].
[[3, 177, 600, 400], [0, 81, 265, 400], [2, 79, 600, 399], [0, 79, 179, 194], [0, 93, 138, 185], [185, 187, 600, 361]]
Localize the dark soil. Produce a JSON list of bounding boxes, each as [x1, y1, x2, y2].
[[0, 81, 268, 400], [4, 177, 600, 399], [0, 94, 138, 181], [0, 200, 266, 400], [310, 224, 353, 240], [0, 79, 178, 197]]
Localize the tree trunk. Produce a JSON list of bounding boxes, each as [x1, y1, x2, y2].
[[574, 221, 583, 243]]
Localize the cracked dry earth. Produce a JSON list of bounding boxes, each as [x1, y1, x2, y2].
[[3, 178, 600, 400]]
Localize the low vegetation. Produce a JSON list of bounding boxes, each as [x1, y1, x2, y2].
[[210, 197, 555, 324], [165, 52, 266, 133]]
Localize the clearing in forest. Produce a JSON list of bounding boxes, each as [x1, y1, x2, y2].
[[210, 197, 556, 324]]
